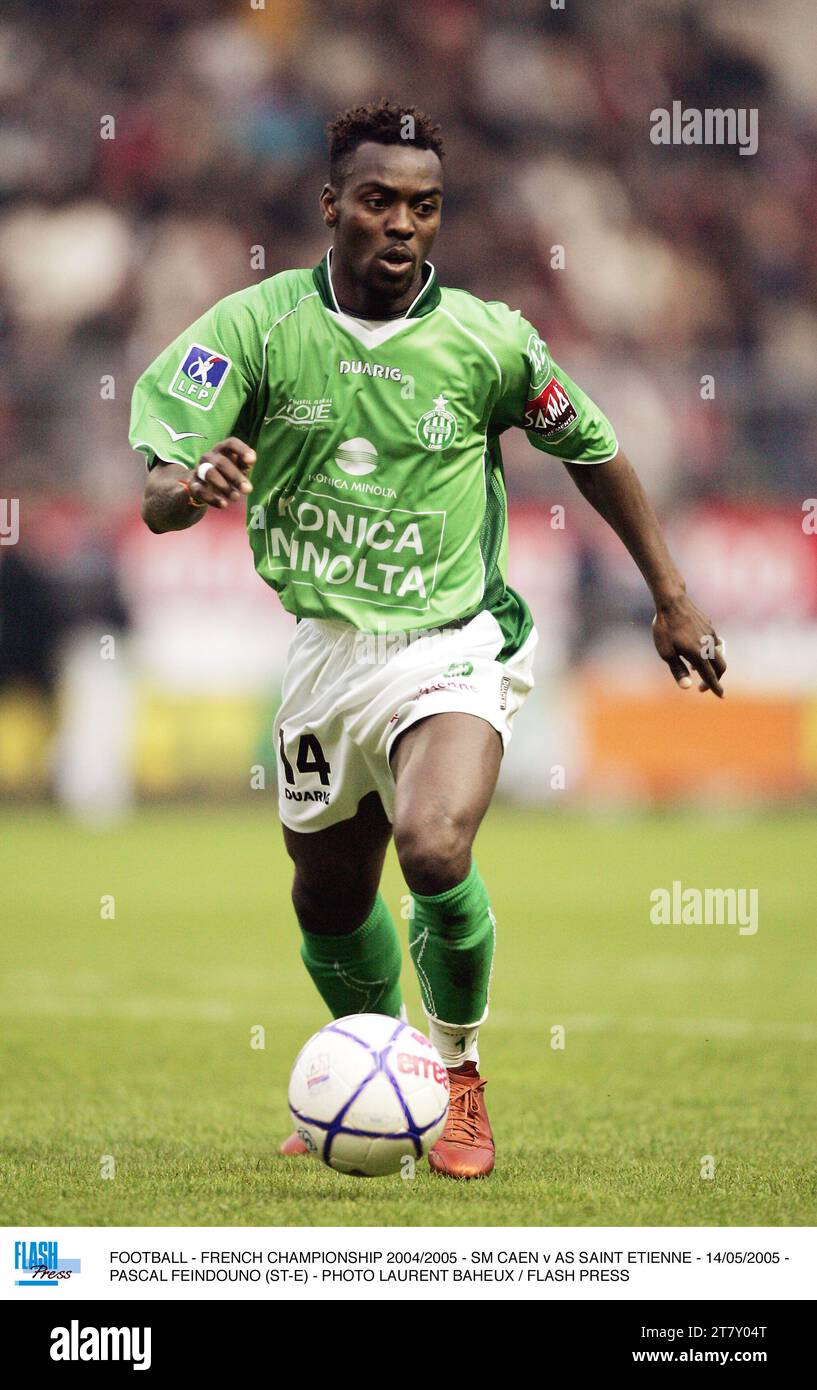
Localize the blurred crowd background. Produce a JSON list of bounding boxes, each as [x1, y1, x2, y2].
[[1, 0, 816, 815]]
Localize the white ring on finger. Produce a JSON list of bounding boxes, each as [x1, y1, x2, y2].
[[196, 461, 214, 483]]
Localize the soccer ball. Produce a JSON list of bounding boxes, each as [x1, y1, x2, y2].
[[288, 1013, 450, 1176]]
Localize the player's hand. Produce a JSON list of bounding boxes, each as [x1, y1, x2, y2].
[[188, 438, 256, 509], [652, 594, 726, 698]]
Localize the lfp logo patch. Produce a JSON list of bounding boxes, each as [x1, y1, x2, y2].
[[169, 343, 232, 411], [14, 1239, 81, 1288]]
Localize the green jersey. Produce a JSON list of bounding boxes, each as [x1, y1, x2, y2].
[[130, 251, 617, 657]]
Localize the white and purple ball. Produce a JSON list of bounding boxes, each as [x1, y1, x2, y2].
[[288, 1013, 450, 1177]]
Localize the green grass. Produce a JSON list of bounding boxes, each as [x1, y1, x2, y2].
[[2, 803, 815, 1225]]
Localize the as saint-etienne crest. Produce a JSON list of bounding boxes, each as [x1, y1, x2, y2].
[[416, 394, 457, 451]]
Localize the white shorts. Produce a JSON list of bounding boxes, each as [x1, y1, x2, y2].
[[273, 610, 538, 833]]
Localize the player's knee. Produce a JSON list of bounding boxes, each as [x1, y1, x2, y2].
[[291, 871, 373, 936], [394, 813, 472, 895]]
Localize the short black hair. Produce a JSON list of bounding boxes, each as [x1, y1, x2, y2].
[[327, 99, 444, 186]]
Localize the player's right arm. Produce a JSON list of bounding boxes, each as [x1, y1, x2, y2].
[[129, 287, 264, 533], [141, 439, 256, 533]]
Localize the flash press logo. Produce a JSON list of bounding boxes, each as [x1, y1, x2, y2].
[[50, 1321, 151, 1372], [14, 1239, 81, 1286]]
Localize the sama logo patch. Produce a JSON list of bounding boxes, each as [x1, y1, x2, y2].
[[524, 376, 578, 437], [169, 343, 232, 412]]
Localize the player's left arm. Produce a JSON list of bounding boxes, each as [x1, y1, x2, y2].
[[493, 316, 725, 697], [563, 449, 725, 698]]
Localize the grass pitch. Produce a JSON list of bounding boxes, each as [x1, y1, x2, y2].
[[2, 803, 815, 1226]]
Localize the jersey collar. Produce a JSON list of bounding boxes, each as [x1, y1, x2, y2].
[[312, 248, 440, 319]]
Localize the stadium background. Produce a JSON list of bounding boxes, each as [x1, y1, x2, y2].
[[2, 0, 815, 1225]]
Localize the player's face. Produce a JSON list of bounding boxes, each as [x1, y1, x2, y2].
[[321, 142, 443, 305]]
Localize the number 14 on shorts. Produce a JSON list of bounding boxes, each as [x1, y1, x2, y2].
[[278, 729, 332, 789]]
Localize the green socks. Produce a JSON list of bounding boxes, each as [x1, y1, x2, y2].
[[408, 861, 496, 1049], [299, 865, 497, 1065], [299, 892, 403, 1019]]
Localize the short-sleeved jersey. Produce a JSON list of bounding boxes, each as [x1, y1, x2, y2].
[[130, 251, 617, 657]]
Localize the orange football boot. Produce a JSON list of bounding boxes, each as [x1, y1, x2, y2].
[[427, 1062, 495, 1179], [279, 1132, 310, 1156]]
